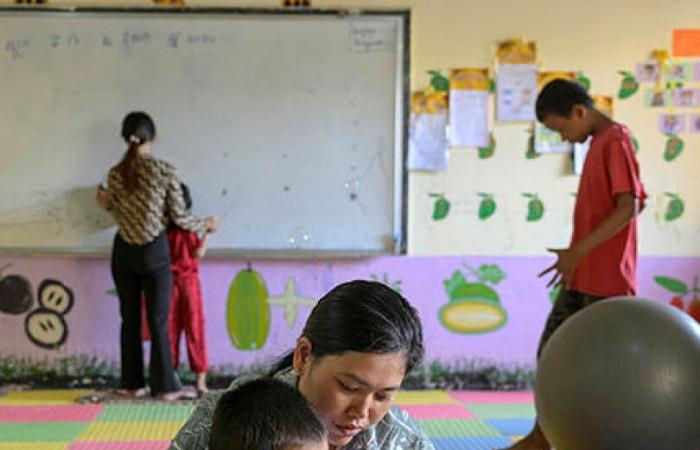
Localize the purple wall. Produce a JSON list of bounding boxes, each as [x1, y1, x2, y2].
[[1, 255, 698, 369]]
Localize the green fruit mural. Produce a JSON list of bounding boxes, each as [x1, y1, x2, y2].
[[488, 78, 496, 94], [576, 71, 591, 92], [226, 267, 270, 351], [663, 134, 684, 161], [478, 133, 496, 159], [477, 193, 496, 220], [429, 193, 450, 221], [522, 193, 544, 222], [654, 275, 700, 323], [664, 193, 684, 222], [427, 70, 449, 93], [439, 265, 508, 334], [617, 70, 639, 99]]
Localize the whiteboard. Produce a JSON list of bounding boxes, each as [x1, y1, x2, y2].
[[0, 8, 408, 256]]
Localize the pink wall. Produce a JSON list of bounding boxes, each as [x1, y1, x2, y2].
[[1, 255, 698, 369]]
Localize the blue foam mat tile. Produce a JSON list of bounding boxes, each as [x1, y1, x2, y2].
[[432, 436, 514, 450]]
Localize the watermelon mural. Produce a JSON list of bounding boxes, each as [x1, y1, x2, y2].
[[226, 266, 271, 351], [439, 264, 508, 334]]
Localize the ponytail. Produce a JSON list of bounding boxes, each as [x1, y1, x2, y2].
[[117, 111, 156, 193], [117, 137, 142, 192]]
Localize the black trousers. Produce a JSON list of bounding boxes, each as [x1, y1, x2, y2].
[[111, 232, 181, 395]]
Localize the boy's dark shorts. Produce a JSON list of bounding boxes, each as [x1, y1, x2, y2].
[[536, 288, 606, 358]]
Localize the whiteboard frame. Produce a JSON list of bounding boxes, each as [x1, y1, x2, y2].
[[0, 6, 410, 258]]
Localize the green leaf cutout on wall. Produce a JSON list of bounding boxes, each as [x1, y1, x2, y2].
[[631, 135, 639, 153], [477, 193, 496, 220], [654, 276, 688, 294], [664, 193, 684, 222], [663, 134, 684, 161], [522, 193, 544, 222], [429, 193, 450, 221], [428, 70, 449, 93], [478, 133, 496, 159], [617, 70, 639, 99], [576, 71, 591, 92]]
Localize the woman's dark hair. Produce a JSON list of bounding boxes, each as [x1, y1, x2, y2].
[[116, 111, 156, 192], [210, 377, 326, 450], [535, 78, 593, 122], [269, 280, 424, 376]]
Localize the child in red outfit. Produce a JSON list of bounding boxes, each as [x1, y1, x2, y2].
[[501, 79, 647, 450], [167, 183, 211, 394]]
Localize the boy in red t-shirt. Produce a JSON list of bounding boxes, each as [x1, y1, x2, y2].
[[168, 183, 212, 395], [502, 79, 647, 450]]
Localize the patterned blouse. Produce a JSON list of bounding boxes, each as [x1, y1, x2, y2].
[[104, 154, 206, 245], [168, 368, 436, 450]]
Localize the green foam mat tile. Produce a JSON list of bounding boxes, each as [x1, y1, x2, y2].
[[465, 403, 536, 419], [0, 422, 87, 441], [96, 404, 196, 422], [418, 419, 502, 438]]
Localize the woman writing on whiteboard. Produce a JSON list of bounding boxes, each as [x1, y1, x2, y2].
[[96, 111, 218, 401]]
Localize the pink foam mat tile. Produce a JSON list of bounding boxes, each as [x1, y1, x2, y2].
[[0, 405, 103, 422], [449, 391, 534, 404], [399, 403, 477, 420], [68, 441, 172, 450]]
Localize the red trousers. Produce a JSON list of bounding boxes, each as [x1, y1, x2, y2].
[[168, 273, 208, 373]]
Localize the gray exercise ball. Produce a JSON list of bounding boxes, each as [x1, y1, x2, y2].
[[535, 297, 700, 450]]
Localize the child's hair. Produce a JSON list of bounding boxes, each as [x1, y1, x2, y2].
[[269, 280, 424, 376], [209, 377, 326, 450], [180, 182, 192, 210], [117, 111, 156, 192], [535, 79, 594, 122]]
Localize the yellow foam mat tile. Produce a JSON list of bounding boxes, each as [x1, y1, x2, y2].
[[0, 390, 95, 405], [0, 443, 69, 450], [77, 421, 185, 441], [394, 390, 455, 405]]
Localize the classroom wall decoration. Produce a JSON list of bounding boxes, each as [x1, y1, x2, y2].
[[654, 275, 700, 322], [0, 0, 699, 373], [226, 267, 270, 351], [24, 279, 74, 350], [439, 264, 508, 334]]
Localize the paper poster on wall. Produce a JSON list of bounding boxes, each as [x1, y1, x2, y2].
[[690, 114, 700, 133], [408, 91, 449, 171], [673, 29, 700, 57], [495, 39, 537, 121], [593, 95, 614, 118], [659, 113, 686, 134], [534, 71, 575, 153], [673, 88, 700, 108], [448, 68, 490, 147], [665, 62, 693, 83], [644, 89, 672, 107], [636, 61, 661, 83]]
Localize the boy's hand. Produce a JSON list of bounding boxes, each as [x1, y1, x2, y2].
[[539, 247, 583, 288]]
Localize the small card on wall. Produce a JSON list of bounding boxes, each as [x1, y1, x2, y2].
[[659, 113, 686, 134]]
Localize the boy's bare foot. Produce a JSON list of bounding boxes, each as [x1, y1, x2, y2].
[[158, 387, 198, 402], [196, 372, 208, 396], [114, 387, 149, 398]]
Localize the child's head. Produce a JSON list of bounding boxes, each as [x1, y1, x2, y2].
[[121, 111, 156, 146], [180, 182, 192, 210], [210, 377, 327, 450], [535, 79, 595, 143]]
